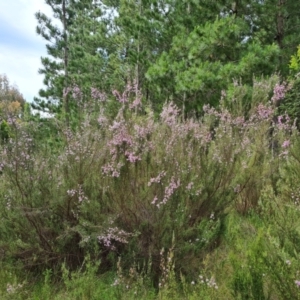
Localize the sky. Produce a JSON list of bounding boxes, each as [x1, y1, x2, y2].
[[0, 0, 53, 102]]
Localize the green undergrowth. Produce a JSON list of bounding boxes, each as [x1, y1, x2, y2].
[[2, 205, 300, 299]]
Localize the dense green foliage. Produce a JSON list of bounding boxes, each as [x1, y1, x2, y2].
[[33, 0, 300, 119]]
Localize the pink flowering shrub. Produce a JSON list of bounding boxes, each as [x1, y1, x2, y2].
[[0, 77, 297, 288]]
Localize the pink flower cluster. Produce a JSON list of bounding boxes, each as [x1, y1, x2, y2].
[[163, 177, 180, 202], [277, 114, 291, 131], [91, 88, 107, 102], [256, 104, 274, 119], [271, 83, 287, 103], [112, 80, 142, 110], [102, 162, 123, 178], [98, 227, 133, 250], [125, 151, 141, 163], [153, 176, 181, 208], [282, 140, 290, 148], [160, 102, 180, 126], [148, 171, 167, 186], [109, 121, 133, 148], [63, 85, 82, 100], [67, 185, 88, 202]]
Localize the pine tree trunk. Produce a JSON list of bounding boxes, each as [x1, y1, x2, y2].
[[62, 0, 70, 126]]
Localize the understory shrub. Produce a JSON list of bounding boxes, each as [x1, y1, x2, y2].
[[0, 76, 299, 298]]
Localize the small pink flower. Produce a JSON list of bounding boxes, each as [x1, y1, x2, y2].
[[272, 83, 287, 103], [186, 182, 194, 190], [257, 104, 274, 119], [282, 140, 290, 148], [151, 196, 158, 205]]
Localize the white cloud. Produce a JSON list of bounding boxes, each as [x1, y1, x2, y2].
[[0, 0, 52, 44], [0, 45, 44, 102], [0, 0, 54, 102]]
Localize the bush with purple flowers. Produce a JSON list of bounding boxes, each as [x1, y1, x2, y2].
[[1, 75, 300, 299]]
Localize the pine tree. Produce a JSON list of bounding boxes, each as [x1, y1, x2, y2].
[[33, 0, 109, 124], [67, 0, 111, 93], [146, 0, 299, 114], [33, 0, 73, 122]]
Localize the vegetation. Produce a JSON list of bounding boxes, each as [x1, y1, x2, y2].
[[2, 0, 300, 299]]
